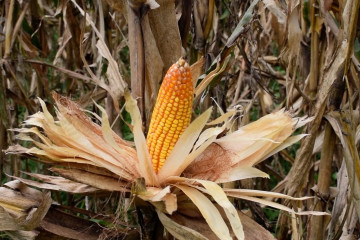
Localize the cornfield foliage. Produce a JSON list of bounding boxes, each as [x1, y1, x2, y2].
[[0, 0, 360, 239]]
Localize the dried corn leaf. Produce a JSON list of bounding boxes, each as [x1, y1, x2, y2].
[[50, 167, 130, 192], [96, 40, 127, 97], [10, 172, 100, 194], [163, 111, 234, 182], [171, 211, 276, 240], [70, 0, 127, 107], [263, 134, 309, 160], [196, 180, 244, 240], [157, 210, 208, 240], [206, 108, 238, 126], [94, 101, 140, 175], [39, 206, 107, 240], [194, 56, 230, 98], [262, 0, 286, 24], [7, 94, 140, 182], [0, 180, 51, 231], [224, 194, 327, 216], [215, 111, 295, 167], [325, 111, 360, 218], [142, 15, 164, 113], [176, 185, 232, 240], [226, 0, 259, 47], [186, 111, 308, 181], [134, 179, 176, 214], [223, 189, 312, 201], [138, 187, 177, 214], [124, 91, 159, 186], [191, 57, 205, 87]]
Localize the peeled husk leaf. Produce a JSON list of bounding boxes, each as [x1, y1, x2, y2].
[[134, 178, 177, 214], [7, 92, 140, 182], [124, 91, 159, 186], [184, 111, 311, 182], [195, 180, 244, 240], [176, 185, 233, 240]]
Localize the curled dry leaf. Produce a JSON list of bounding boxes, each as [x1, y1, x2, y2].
[[262, 0, 287, 25], [0, 180, 52, 233], [191, 56, 206, 88], [184, 110, 309, 182], [157, 210, 209, 240], [10, 172, 100, 194], [194, 56, 230, 98], [49, 167, 131, 192], [325, 111, 360, 219]]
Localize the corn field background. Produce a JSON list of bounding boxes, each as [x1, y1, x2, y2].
[[1, 0, 360, 239]]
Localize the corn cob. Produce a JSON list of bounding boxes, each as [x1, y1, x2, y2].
[[147, 58, 193, 173]]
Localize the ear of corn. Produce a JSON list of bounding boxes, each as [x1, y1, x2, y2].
[[147, 58, 193, 173]]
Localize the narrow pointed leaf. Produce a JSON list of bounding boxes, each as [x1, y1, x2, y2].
[[125, 91, 159, 186], [157, 210, 208, 240], [196, 180, 244, 240]]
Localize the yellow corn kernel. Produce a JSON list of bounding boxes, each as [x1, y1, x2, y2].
[[147, 58, 193, 173]]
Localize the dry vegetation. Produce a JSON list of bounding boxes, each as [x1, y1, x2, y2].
[[1, 0, 360, 239]]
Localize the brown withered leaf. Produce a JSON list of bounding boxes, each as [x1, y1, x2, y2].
[[38, 206, 103, 240], [0, 180, 52, 231], [325, 111, 360, 218], [284, 38, 348, 196], [171, 209, 275, 240], [157, 210, 208, 240], [10, 172, 100, 194], [50, 167, 131, 192], [104, 0, 126, 12], [191, 57, 206, 88], [55, 162, 120, 178], [38, 206, 140, 240], [23, 59, 93, 83], [194, 56, 230, 98], [184, 143, 269, 182], [184, 143, 235, 181], [193, 0, 208, 51], [262, 0, 286, 24]]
